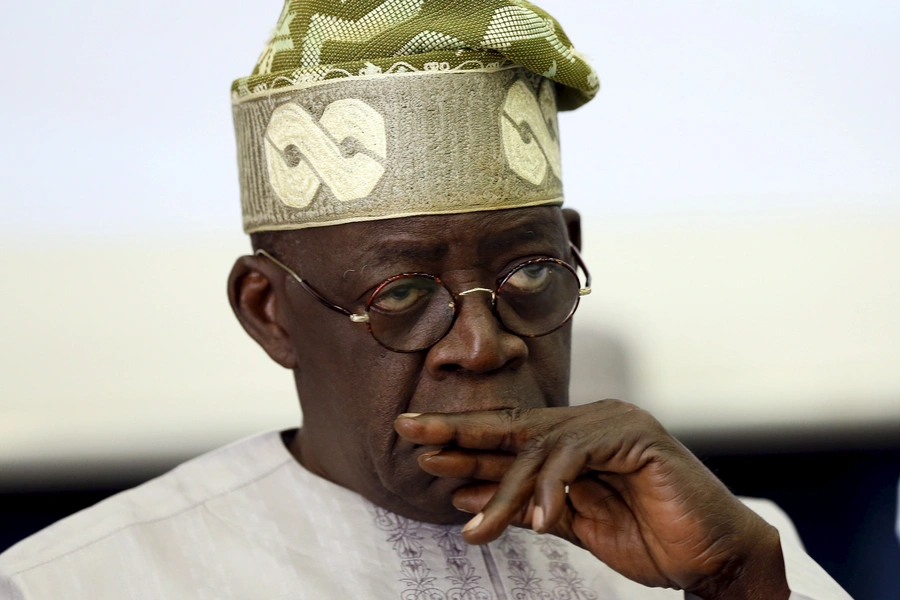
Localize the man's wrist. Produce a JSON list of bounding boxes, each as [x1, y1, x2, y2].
[[687, 522, 790, 600]]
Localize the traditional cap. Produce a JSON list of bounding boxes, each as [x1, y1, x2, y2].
[[232, 0, 598, 233]]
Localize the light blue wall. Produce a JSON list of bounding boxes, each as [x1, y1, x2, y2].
[[1, 1, 898, 236]]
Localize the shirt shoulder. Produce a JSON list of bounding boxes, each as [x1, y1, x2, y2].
[[0, 431, 293, 578]]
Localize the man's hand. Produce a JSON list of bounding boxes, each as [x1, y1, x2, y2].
[[395, 400, 790, 600]]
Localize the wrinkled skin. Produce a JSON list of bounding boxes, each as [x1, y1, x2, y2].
[[395, 403, 788, 599], [228, 206, 789, 599]]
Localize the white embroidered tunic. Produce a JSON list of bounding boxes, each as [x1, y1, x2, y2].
[[0, 432, 851, 599]]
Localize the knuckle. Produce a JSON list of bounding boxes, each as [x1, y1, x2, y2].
[[597, 400, 663, 432], [519, 434, 550, 459], [498, 407, 533, 449], [501, 406, 532, 425], [556, 428, 586, 448], [634, 409, 667, 435], [586, 399, 678, 457], [596, 398, 639, 412]]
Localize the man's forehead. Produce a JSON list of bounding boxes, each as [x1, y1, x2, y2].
[[351, 208, 568, 261], [261, 207, 571, 277]]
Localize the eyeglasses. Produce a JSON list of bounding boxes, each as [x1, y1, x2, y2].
[[255, 244, 591, 353]]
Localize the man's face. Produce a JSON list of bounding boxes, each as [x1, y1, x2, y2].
[[234, 206, 580, 524]]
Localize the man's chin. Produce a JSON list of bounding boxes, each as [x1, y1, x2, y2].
[[385, 474, 479, 525]]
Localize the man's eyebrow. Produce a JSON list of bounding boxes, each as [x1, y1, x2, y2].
[[477, 222, 558, 256], [357, 215, 560, 269], [366, 242, 450, 268]]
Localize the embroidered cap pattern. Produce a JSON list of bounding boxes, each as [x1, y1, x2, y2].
[[264, 98, 387, 207]]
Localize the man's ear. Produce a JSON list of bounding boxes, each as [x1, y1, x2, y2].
[[562, 208, 582, 251], [227, 255, 297, 369]]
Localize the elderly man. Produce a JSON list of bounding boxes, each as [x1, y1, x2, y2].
[[1, 1, 851, 598]]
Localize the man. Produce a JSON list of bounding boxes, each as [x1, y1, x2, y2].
[[0, 1, 851, 598]]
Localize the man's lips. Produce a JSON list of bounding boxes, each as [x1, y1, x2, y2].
[[406, 379, 545, 416]]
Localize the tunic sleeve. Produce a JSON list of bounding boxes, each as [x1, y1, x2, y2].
[[684, 497, 853, 600]]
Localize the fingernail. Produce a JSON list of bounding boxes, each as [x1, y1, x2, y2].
[[399, 413, 422, 419], [420, 450, 440, 460], [462, 512, 484, 534], [532, 505, 545, 532], [455, 506, 474, 514]]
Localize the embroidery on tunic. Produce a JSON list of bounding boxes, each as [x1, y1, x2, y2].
[[494, 529, 599, 600], [532, 535, 598, 600], [430, 527, 492, 600], [498, 529, 552, 600], [373, 507, 493, 600]]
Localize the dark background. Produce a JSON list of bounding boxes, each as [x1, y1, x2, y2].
[[2, 428, 898, 600]]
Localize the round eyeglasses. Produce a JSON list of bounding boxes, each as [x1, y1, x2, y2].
[[255, 244, 591, 353]]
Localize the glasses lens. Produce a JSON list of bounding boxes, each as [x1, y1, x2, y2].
[[496, 261, 581, 337], [367, 276, 454, 352]]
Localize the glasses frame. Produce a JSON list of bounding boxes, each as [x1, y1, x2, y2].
[[255, 243, 592, 353]]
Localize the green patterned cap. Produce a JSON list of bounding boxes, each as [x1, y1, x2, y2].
[[232, 0, 598, 232], [233, 0, 599, 110]]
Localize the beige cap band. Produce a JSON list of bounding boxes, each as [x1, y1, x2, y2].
[[233, 65, 563, 232]]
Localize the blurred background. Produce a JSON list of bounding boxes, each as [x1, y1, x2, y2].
[[1, 0, 898, 597]]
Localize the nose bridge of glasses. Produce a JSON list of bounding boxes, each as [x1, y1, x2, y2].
[[449, 287, 497, 319], [456, 287, 495, 299]]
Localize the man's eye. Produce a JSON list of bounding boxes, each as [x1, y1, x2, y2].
[[371, 280, 434, 312], [505, 263, 552, 293]]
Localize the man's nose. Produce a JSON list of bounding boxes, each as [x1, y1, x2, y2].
[[424, 289, 528, 377]]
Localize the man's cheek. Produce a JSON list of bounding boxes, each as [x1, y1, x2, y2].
[[376, 358, 426, 406], [530, 338, 571, 407]]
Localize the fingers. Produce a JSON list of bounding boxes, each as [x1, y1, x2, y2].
[[396, 402, 673, 546], [453, 481, 580, 551], [418, 449, 515, 481], [451, 482, 498, 514], [533, 440, 590, 533], [452, 484, 536, 532], [428, 435, 593, 537], [395, 401, 642, 457], [395, 408, 551, 452], [459, 443, 547, 544]]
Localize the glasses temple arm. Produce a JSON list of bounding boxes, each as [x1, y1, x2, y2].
[[568, 243, 592, 296], [254, 249, 360, 319]]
